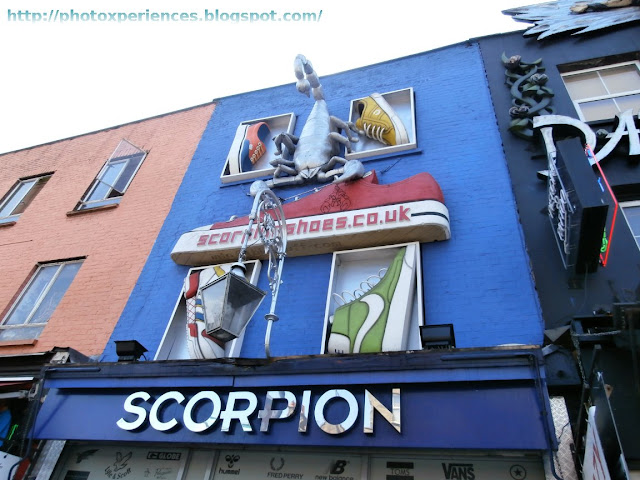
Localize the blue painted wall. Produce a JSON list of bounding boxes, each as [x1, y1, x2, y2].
[[103, 42, 543, 361]]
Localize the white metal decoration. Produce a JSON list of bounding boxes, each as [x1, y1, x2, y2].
[[266, 55, 365, 188], [247, 181, 288, 357]]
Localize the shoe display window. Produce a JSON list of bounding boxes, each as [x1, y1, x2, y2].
[[347, 88, 417, 160], [155, 261, 262, 360], [220, 113, 296, 184], [321, 242, 424, 354]]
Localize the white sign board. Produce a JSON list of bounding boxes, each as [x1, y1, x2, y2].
[[213, 451, 363, 480], [0, 451, 20, 480], [369, 455, 545, 480], [583, 406, 612, 480], [56, 445, 187, 480]]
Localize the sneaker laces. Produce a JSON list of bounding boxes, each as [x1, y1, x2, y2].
[[363, 122, 388, 144], [250, 142, 265, 164], [331, 268, 388, 307]]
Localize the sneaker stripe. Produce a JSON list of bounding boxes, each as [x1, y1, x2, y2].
[[354, 294, 385, 352]]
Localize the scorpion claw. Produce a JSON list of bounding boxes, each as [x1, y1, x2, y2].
[[334, 160, 365, 184]]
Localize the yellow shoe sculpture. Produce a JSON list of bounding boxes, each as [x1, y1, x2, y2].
[[355, 93, 409, 146]]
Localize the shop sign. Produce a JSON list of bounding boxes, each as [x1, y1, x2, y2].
[[56, 445, 187, 480], [117, 388, 400, 436], [534, 110, 640, 164], [171, 200, 449, 265], [171, 172, 450, 266], [0, 450, 21, 480], [214, 451, 362, 480], [370, 455, 545, 480], [583, 406, 612, 480], [35, 379, 549, 450], [538, 131, 608, 278]]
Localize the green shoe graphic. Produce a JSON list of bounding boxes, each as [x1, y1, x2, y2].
[[328, 245, 416, 353]]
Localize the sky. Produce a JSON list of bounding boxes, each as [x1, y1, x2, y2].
[[0, 0, 547, 154]]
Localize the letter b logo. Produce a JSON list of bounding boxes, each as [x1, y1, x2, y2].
[[330, 460, 347, 474]]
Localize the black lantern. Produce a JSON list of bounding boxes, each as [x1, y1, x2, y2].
[[201, 263, 267, 342]]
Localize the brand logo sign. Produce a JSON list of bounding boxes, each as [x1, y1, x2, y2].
[[172, 200, 449, 265], [117, 387, 401, 437], [442, 463, 475, 480]]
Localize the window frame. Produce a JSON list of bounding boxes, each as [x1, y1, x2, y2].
[[0, 259, 84, 342], [0, 174, 52, 224], [155, 260, 262, 360], [220, 113, 297, 185], [76, 140, 147, 211], [346, 87, 417, 160], [561, 60, 640, 122], [620, 200, 640, 249], [321, 242, 424, 354]]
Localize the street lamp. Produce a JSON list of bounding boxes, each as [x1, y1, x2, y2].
[[202, 181, 287, 357]]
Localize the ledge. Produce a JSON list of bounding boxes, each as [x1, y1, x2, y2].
[[66, 203, 119, 216], [0, 338, 38, 347]]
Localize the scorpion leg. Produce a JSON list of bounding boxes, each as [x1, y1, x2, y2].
[[330, 116, 359, 144], [329, 132, 356, 154], [269, 174, 306, 188], [272, 163, 298, 178], [273, 133, 298, 159]]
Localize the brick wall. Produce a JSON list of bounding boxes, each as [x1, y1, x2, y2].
[[107, 44, 543, 361], [0, 103, 215, 357]]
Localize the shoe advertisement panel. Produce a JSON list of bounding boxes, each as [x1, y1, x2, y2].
[[212, 451, 362, 479], [369, 455, 545, 480], [53, 445, 188, 480]]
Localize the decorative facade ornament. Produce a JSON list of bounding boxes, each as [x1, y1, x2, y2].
[[265, 55, 365, 189], [502, 53, 554, 140], [503, 0, 640, 39]]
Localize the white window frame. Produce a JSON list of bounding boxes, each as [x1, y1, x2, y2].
[[155, 260, 262, 360], [321, 242, 424, 354], [76, 140, 146, 210], [0, 174, 51, 224], [221, 113, 296, 184], [346, 87, 417, 160], [561, 61, 640, 122], [621, 200, 640, 249], [0, 259, 84, 342]]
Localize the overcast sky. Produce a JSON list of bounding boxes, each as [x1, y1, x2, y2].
[[0, 0, 547, 154]]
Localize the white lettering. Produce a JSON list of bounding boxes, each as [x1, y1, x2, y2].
[[150, 391, 184, 431], [117, 388, 401, 436], [116, 391, 150, 430], [258, 390, 297, 432], [183, 391, 221, 432], [314, 389, 358, 435], [220, 391, 258, 432], [534, 110, 640, 164]]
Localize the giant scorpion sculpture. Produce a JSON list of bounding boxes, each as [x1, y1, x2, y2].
[[264, 55, 365, 189]]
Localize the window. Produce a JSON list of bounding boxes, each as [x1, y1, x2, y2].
[[76, 139, 146, 210], [621, 200, 640, 248], [561, 61, 640, 122], [1, 259, 83, 342], [221, 113, 296, 184], [155, 260, 262, 360], [346, 88, 417, 160], [321, 243, 423, 354], [0, 174, 51, 224]]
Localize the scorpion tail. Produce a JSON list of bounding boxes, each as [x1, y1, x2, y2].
[[294, 54, 324, 101]]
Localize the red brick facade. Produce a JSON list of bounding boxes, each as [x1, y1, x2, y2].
[[0, 103, 215, 357]]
